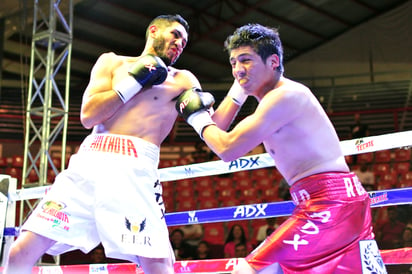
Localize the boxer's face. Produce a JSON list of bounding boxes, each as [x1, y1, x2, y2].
[[229, 46, 273, 96], [152, 22, 188, 66]]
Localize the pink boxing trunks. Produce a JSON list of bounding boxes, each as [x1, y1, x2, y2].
[[246, 172, 386, 274]]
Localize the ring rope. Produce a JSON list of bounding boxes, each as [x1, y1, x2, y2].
[[164, 187, 410, 227], [2, 131, 412, 271], [0, 249, 410, 274], [9, 130, 412, 202], [4, 187, 411, 237]]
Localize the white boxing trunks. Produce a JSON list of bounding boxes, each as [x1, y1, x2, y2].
[[21, 133, 174, 263]]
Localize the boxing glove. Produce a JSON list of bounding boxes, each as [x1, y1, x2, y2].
[[176, 88, 216, 138], [114, 54, 168, 103]]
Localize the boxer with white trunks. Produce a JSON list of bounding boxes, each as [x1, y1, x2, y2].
[[5, 14, 220, 274], [177, 24, 387, 273], [21, 134, 172, 262]]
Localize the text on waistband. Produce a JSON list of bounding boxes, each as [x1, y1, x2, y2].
[[85, 135, 138, 158]]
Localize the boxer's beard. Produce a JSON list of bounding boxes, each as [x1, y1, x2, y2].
[[153, 37, 176, 66]]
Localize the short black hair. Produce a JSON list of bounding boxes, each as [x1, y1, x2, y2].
[[170, 228, 185, 237], [146, 14, 189, 39], [224, 23, 284, 73]]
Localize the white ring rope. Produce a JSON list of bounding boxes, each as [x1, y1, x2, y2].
[[9, 130, 412, 202], [2, 131, 412, 272]]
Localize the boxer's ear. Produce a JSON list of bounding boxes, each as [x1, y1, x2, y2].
[[269, 54, 280, 71], [149, 25, 158, 38]]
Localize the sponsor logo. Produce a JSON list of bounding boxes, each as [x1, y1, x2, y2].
[[89, 264, 108, 273], [184, 167, 194, 176], [37, 200, 70, 231], [369, 192, 388, 205], [125, 217, 146, 233], [144, 63, 157, 72], [225, 258, 243, 270], [355, 138, 374, 152], [188, 211, 198, 223], [233, 204, 267, 218], [122, 217, 151, 246], [38, 266, 64, 274], [176, 261, 191, 272], [178, 91, 199, 113], [359, 240, 387, 273], [228, 156, 260, 171]]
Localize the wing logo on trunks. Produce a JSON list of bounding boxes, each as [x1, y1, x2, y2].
[[125, 217, 146, 233], [37, 200, 70, 231], [121, 217, 152, 246]]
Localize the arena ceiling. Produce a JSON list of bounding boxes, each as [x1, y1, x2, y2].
[[0, 0, 410, 96]]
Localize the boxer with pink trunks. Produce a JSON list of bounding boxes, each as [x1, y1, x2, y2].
[[176, 23, 388, 273], [245, 172, 386, 273]]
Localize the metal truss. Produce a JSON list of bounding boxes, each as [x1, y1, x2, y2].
[[20, 0, 73, 266]]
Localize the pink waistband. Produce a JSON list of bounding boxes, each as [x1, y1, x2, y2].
[[290, 172, 368, 205]]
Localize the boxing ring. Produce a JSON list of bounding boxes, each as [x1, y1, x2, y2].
[[1, 131, 412, 273]]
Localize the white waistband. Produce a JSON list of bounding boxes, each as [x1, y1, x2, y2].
[[79, 134, 160, 163]]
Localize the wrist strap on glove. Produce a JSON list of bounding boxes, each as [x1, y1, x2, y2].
[[114, 76, 143, 103], [228, 80, 247, 106], [187, 111, 216, 139]]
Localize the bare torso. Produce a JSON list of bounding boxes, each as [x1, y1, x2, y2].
[[81, 53, 200, 147], [260, 78, 349, 185], [208, 76, 349, 186]]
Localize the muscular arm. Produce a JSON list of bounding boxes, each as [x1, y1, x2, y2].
[[212, 95, 242, 130], [203, 87, 307, 162], [80, 53, 124, 129], [212, 80, 246, 130]]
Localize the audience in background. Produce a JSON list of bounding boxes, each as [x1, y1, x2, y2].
[[386, 225, 412, 274], [186, 142, 213, 163], [349, 113, 370, 165], [223, 224, 253, 258], [401, 226, 412, 248], [349, 113, 370, 140], [193, 240, 211, 260], [169, 228, 195, 260], [234, 243, 248, 258], [375, 206, 406, 249], [278, 178, 291, 201], [179, 224, 204, 251], [255, 217, 279, 246], [354, 163, 376, 190]]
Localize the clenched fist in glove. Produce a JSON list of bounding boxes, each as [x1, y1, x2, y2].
[[114, 54, 168, 103], [176, 88, 216, 138]]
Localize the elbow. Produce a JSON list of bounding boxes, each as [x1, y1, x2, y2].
[[216, 149, 238, 162], [221, 154, 238, 163], [80, 113, 94, 129], [220, 153, 233, 162]]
